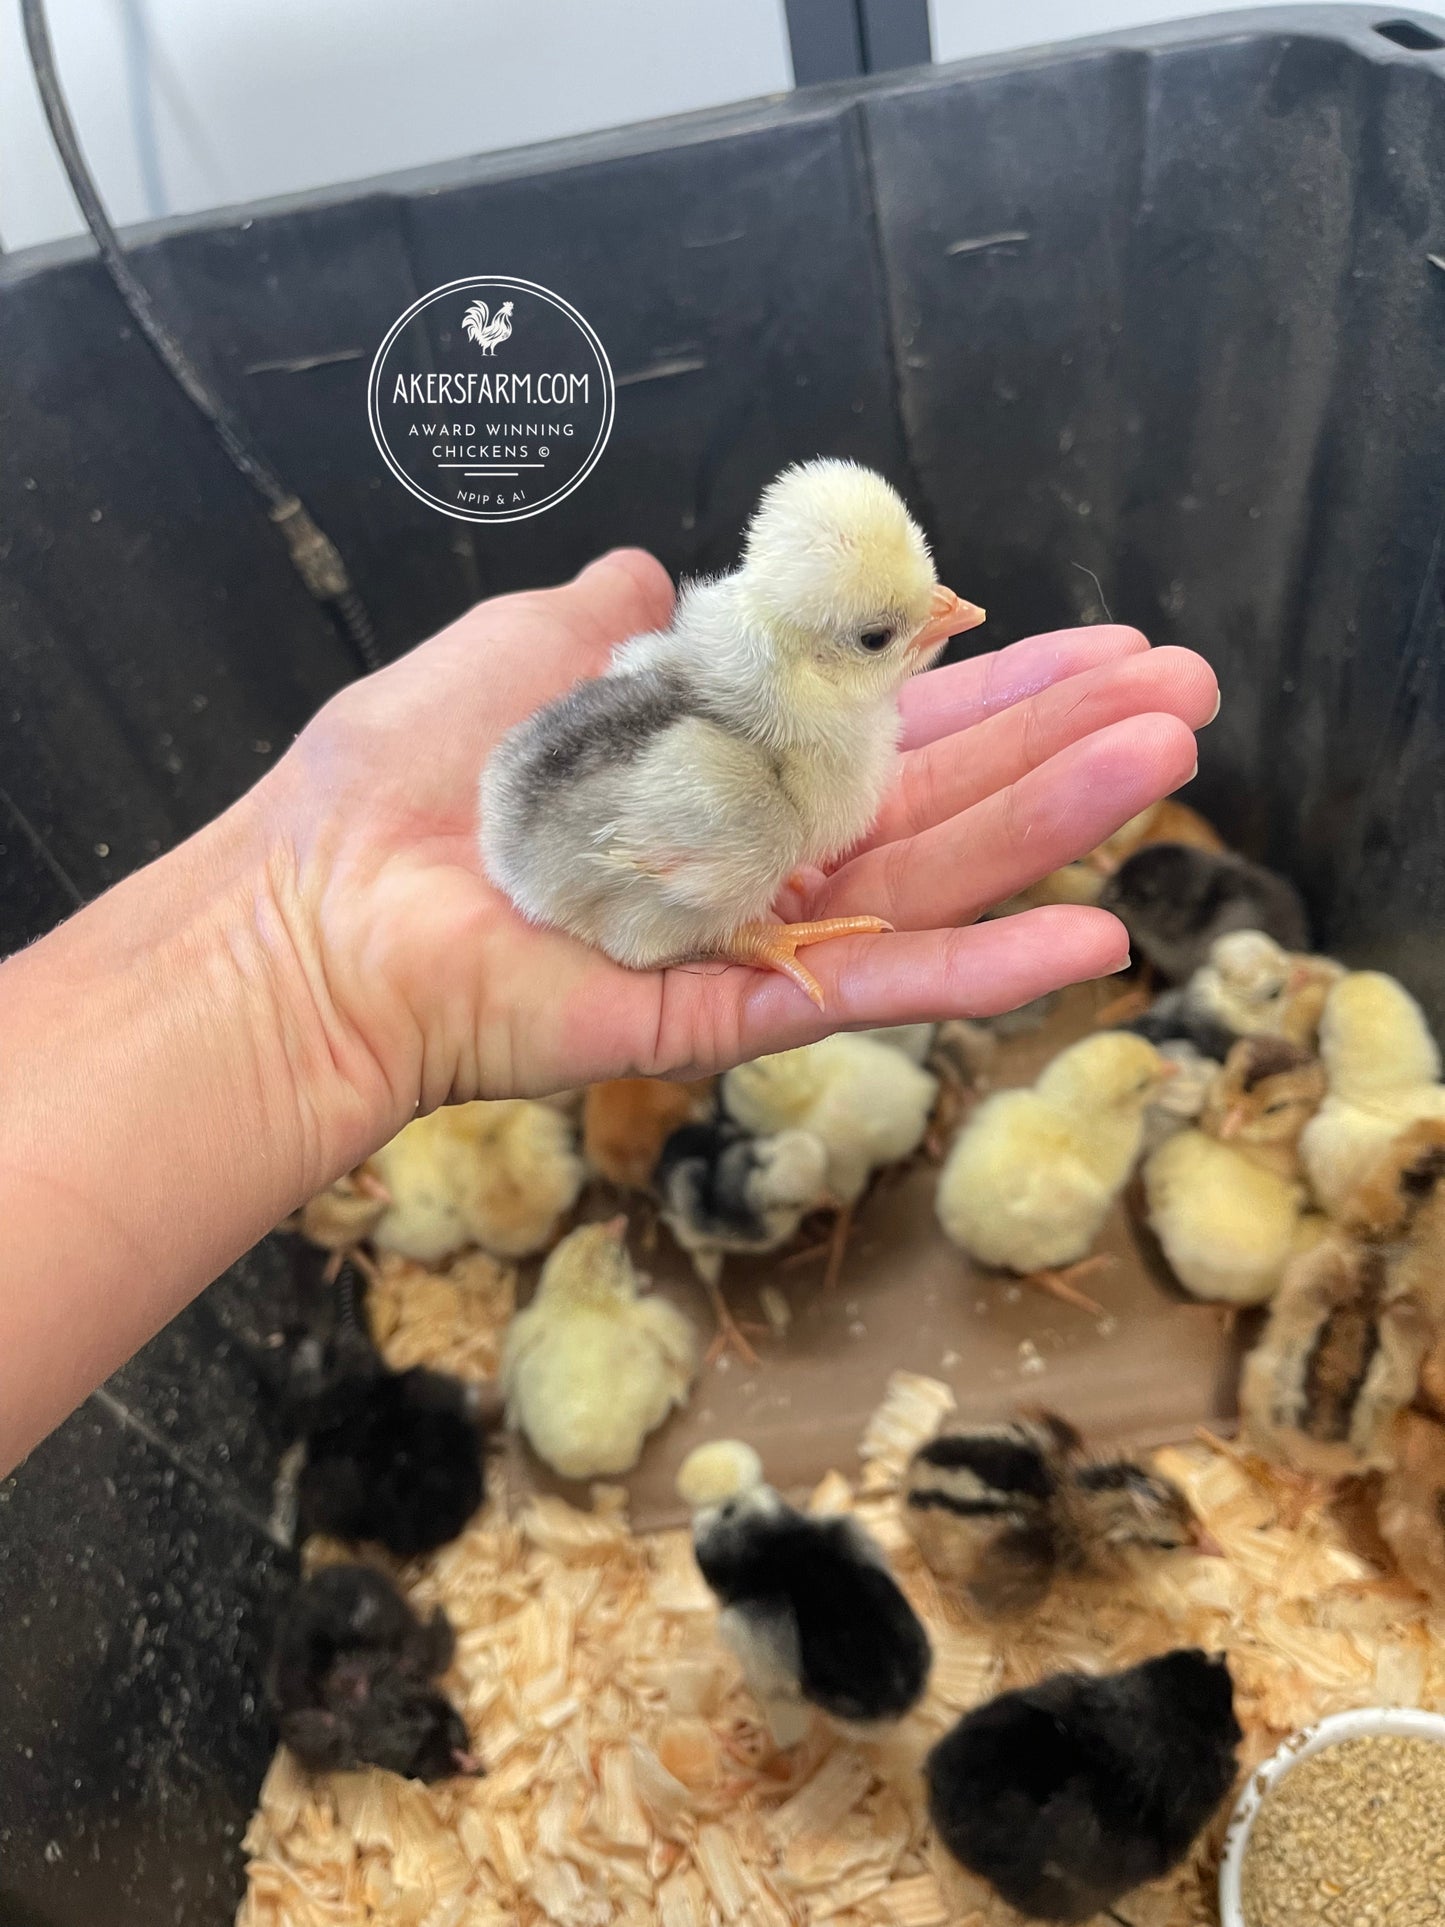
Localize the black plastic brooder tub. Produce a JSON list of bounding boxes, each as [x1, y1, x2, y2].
[[5, 8, 1445, 1921]]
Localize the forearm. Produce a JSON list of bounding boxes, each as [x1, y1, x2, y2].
[[0, 790, 385, 1472]]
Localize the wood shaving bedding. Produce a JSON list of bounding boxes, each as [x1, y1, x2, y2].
[[240, 1380, 1445, 1927]]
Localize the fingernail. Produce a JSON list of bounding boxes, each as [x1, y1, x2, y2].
[[1111, 951, 1133, 975], [1205, 689, 1221, 724]]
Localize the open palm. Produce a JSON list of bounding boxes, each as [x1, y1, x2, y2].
[[267, 549, 1216, 1126]]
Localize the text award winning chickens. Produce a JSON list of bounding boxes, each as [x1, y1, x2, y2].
[[367, 275, 615, 524]]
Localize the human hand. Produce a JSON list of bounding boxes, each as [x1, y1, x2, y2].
[[253, 549, 1216, 1152]]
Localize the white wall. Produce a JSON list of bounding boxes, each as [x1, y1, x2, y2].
[[931, 0, 1314, 63], [2, 1, 1329, 255], [0, 0, 793, 252]]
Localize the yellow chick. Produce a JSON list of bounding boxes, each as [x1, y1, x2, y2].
[[722, 1033, 938, 1206], [370, 1099, 585, 1263], [1142, 1038, 1327, 1306], [935, 1033, 1172, 1305], [1300, 972, 1445, 1214], [501, 1218, 698, 1479]]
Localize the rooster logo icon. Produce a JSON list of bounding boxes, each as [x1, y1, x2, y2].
[[462, 298, 514, 356]]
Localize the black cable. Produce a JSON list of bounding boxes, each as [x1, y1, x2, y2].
[[20, 0, 384, 675]]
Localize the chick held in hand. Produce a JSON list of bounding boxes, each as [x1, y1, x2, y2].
[[1098, 842, 1309, 984], [678, 1439, 930, 1748], [1300, 970, 1445, 1215], [267, 1564, 480, 1782], [479, 460, 983, 1008], [370, 1098, 585, 1263], [1143, 1036, 1328, 1307], [935, 1032, 1173, 1312], [926, 1649, 1240, 1924], [501, 1216, 697, 1479]]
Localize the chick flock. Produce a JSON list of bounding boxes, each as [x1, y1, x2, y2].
[[259, 461, 1445, 1924]]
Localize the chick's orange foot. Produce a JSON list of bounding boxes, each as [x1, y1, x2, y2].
[[1023, 1254, 1113, 1316], [716, 916, 894, 1009]]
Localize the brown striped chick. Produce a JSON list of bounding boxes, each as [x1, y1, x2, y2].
[[1239, 1233, 1431, 1478], [370, 1099, 585, 1263], [582, 1077, 715, 1190], [1340, 1116, 1445, 1322], [903, 1417, 1081, 1615], [1378, 1411, 1445, 1605], [1300, 971, 1445, 1215], [1143, 1037, 1327, 1306], [903, 1417, 1213, 1616]]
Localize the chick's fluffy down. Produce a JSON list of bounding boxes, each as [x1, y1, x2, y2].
[[371, 1100, 584, 1263], [1143, 1132, 1322, 1306], [935, 1036, 1164, 1274], [723, 1034, 937, 1204], [501, 1225, 698, 1480], [1301, 971, 1445, 1213]]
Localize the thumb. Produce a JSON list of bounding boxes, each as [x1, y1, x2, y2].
[[553, 547, 676, 656]]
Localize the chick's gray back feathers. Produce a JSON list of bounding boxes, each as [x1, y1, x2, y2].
[[482, 655, 807, 967]]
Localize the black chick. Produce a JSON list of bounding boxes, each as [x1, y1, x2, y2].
[[1098, 843, 1309, 984], [679, 1440, 930, 1746], [271, 1261, 486, 1556], [926, 1649, 1240, 1923], [267, 1563, 480, 1780], [1120, 989, 1238, 1063]]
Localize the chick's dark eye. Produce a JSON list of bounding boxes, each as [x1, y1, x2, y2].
[[858, 626, 894, 652]]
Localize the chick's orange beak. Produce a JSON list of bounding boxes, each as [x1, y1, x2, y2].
[[1191, 1521, 1226, 1557], [911, 584, 986, 656], [1218, 1104, 1248, 1140]]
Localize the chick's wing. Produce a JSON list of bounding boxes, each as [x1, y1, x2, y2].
[[597, 716, 798, 913]]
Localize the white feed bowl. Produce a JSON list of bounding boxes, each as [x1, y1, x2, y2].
[[1218, 1704, 1445, 1926]]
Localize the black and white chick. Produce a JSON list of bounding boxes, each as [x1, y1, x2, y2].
[[265, 1260, 487, 1557], [267, 1563, 481, 1781], [1098, 843, 1309, 984], [678, 1439, 931, 1747], [903, 1416, 1216, 1617], [654, 1119, 828, 1283], [926, 1649, 1241, 1923]]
